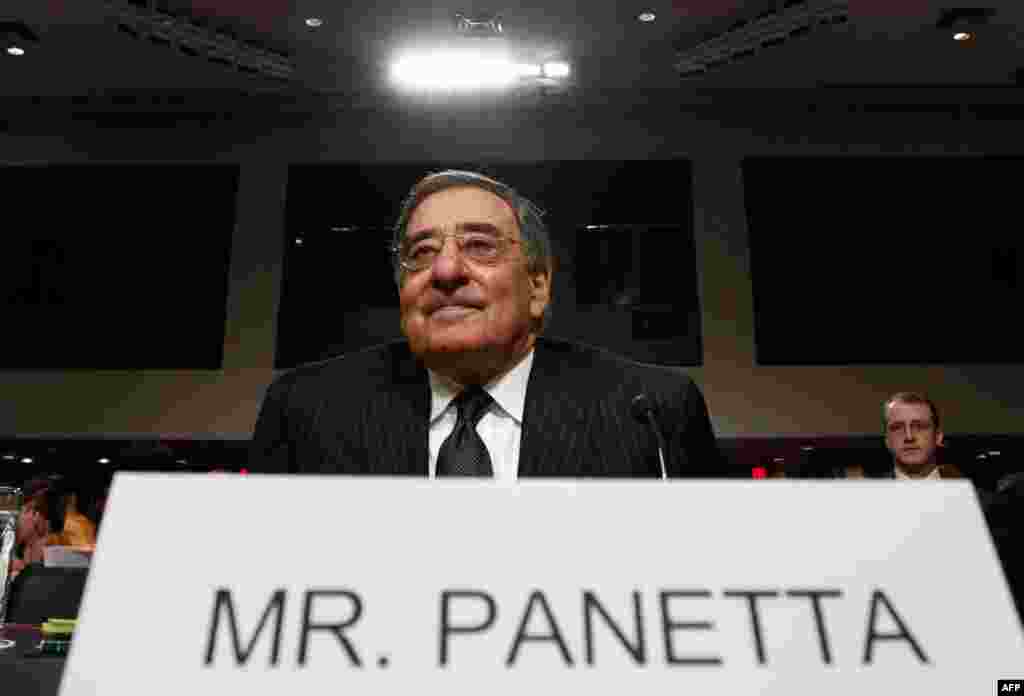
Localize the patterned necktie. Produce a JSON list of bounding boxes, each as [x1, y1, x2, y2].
[[436, 386, 494, 477]]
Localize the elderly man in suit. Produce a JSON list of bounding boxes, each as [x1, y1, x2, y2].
[[250, 170, 728, 479]]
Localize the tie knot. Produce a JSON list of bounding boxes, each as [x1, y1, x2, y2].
[[454, 386, 493, 427]]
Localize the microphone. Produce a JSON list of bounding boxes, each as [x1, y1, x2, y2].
[[631, 394, 668, 480]]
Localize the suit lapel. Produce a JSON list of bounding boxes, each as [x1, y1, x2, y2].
[[518, 340, 588, 478], [382, 345, 430, 476]]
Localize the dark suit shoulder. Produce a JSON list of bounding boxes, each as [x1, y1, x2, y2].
[[938, 463, 963, 479], [534, 336, 698, 393], [270, 341, 419, 391], [250, 341, 427, 475], [525, 337, 727, 478]]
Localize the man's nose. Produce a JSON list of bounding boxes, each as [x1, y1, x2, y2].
[[429, 237, 469, 285]]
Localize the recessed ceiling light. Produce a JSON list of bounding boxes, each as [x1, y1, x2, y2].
[[953, 31, 972, 41], [638, 12, 657, 23], [305, 17, 324, 28], [98, 457, 111, 464], [7, 46, 26, 56]]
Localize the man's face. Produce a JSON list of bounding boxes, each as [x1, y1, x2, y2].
[[845, 464, 866, 479], [885, 401, 944, 474], [16, 503, 47, 544], [398, 186, 551, 381]]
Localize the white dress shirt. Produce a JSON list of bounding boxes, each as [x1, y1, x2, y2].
[[427, 349, 535, 483]]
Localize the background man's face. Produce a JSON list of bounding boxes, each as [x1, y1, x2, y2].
[[845, 464, 866, 479], [398, 186, 550, 375], [885, 400, 944, 474], [16, 503, 47, 544]]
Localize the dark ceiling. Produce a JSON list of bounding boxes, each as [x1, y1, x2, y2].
[[1, 1, 1022, 118]]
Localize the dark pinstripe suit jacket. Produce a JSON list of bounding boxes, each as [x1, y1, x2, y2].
[[249, 337, 730, 478]]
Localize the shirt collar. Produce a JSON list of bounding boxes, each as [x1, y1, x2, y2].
[[428, 349, 535, 425], [895, 463, 942, 480]]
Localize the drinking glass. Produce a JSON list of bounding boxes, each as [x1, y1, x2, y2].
[[0, 487, 23, 626]]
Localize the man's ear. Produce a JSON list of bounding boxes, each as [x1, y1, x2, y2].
[[936, 430, 945, 447], [528, 267, 552, 319]]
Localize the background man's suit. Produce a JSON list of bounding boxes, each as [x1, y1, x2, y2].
[[250, 337, 731, 477]]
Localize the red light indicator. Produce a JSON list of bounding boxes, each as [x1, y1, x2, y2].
[[752, 466, 767, 479]]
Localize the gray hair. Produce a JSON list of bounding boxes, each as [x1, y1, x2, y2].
[[391, 169, 553, 286]]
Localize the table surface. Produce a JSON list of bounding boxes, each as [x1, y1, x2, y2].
[[0, 624, 66, 696]]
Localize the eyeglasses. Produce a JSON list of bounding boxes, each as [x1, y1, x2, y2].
[[393, 230, 522, 273], [886, 420, 934, 436]]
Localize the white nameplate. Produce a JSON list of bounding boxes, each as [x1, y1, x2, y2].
[[61, 475, 1023, 695]]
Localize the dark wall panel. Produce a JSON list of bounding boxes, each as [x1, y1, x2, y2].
[[744, 156, 1024, 365], [1, 163, 238, 369]]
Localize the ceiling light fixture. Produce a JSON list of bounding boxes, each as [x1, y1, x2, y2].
[[391, 52, 570, 90], [454, 11, 503, 36], [542, 61, 570, 78], [638, 12, 657, 23], [392, 49, 524, 90], [1, 20, 40, 56], [675, 0, 848, 78], [305, 17, 323, 28], [936, 8, 996, 43], [107, 1, 295, 80], [392, 12, 570, 92]]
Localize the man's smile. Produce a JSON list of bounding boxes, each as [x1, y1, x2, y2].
[[431, 305, 481, 321]]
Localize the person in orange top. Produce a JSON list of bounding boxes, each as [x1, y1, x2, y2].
[[46, 490, 97, 549]]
